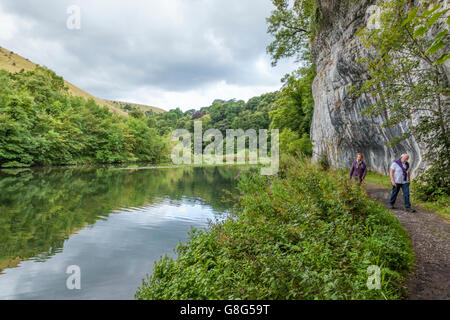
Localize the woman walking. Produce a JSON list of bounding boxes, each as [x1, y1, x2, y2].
[[349, 153, 367, 185]]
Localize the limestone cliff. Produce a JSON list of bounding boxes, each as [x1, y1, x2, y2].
[[310, 0, 439, 175]]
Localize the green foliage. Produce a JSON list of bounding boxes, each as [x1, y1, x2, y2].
[[279, 129, 312, 156], [0, 67, 168, 167], [146, 87, 313, 158], [266, 0, 319, 65], [148, 94, 280, 137], [318, 151, 329, 171], [135, 156, 414, 300], [265, 0, 317, 156], [148, 107, 186, 135], [413, 167, 450, 203], [231, 93, 279, 132], [353, 0, 449, 197], [270, 62, 315, 155]]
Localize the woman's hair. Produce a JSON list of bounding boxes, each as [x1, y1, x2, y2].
[[356, 153, 363, 159]]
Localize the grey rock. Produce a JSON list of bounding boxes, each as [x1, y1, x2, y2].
[[310, 0, 448, 176]]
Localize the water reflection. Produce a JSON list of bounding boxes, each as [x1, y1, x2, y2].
[[0, 165, 240, 299]]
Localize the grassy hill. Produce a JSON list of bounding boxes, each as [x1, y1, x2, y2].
[[0, 46, 165, 116], [106, 100, 165, 114]]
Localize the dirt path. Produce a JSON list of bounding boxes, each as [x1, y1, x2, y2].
[[364, 182, 450, 300]]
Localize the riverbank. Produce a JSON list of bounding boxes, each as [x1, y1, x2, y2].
[[0, 159, 258, 173], [135, 156, 414, 300]]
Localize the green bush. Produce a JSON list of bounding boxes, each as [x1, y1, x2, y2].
[[136, 156, 414, 300], [413, 166, 449, 202], [318, 152, 330, 171], [279, 129, 312, 157]]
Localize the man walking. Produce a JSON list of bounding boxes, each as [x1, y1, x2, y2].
[[389, 153, 416, 212]]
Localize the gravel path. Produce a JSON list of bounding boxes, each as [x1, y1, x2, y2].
[[365, 182, 450, 300]]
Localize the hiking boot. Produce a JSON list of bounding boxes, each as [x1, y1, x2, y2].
[[389, 205, 396, 209], [405, 207, 416, 213]]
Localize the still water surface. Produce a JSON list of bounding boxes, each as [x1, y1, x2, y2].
[[0, 165, 240, 299]]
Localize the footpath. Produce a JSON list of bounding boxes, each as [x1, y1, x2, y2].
[[365, 182, 450, 300]]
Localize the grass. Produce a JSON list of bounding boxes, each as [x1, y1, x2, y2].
[[365, 171, 450, 219], [106, 100, 166, 114], [135, 156, 414, 300]]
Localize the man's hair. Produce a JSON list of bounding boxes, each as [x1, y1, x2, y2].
[[356, 153, 363, 159]]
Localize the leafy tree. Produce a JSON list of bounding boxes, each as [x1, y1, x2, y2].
[[191, 111, 204, 120], [265, 1, 317, 156], [270, 62, 315, 135], [279, 129, 312, 156], [129, 109, 145, 119], [266, 0, 318, 66]]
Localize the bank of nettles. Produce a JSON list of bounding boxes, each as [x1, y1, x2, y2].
[[136, 156, 414, 300]]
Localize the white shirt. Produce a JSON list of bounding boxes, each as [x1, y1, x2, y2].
[[390, 162, 409, 184]]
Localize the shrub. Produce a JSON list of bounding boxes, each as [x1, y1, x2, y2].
[[279, 129, 313, 157], [318, 151, 330, 171]]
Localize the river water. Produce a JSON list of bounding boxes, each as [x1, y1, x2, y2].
[[0, 165, 240, 299]]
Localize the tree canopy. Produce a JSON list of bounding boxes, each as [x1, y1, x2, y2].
[[0, 67, 167, 167]]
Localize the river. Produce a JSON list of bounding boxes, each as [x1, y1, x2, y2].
[[0, 165, 241, 299]]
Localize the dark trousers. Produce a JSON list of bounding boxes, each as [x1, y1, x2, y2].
[[389, 183, 411, 208], [352, 176, 363, 186]]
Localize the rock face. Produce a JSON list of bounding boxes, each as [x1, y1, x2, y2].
[[310, 0, 426, 175]]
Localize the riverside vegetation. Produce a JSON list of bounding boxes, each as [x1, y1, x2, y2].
[[135, 156, 414, 300]]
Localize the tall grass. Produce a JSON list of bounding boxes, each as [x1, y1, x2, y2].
[[136, 156, 414, 300]]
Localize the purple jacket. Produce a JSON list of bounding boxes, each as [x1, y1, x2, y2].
[[350, 160, 367, 180]]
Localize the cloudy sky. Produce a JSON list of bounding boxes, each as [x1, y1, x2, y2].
[[0, 0, 297, 111]]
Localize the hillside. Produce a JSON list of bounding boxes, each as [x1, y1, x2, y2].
[[0, 46, 165, 116], [106, 100, 165, 114]]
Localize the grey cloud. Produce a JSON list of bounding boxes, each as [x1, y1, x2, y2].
[[0, 0, 295, 105]]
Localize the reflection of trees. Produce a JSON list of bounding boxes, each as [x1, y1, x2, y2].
[[0, 166, 240, 272]]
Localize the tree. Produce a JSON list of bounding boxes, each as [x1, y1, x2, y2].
[[279, 128, 312, 156], [129, 109, 145, 119], [266, 0, 318, 66], [265, 1, 318, 157], [353, 0, 449, 198], [270, 63, 315, 135]]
